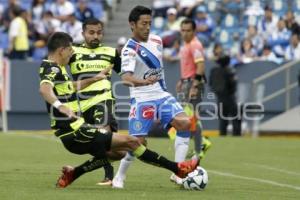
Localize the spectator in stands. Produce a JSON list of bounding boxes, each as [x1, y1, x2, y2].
[[176, 0, 199, 17], [212, 43, 223, 60], [152, 0, 176, 17], [116, 36, 127, 55], [35, 11, 61, 41], [285, 33, 300, 61], [8, 7, 29, 59], [244, 25, 264, 54], [193, 5, 215, 47], [164, 7, 182, 32], [0, 5, 4, 33], [268, 19, 291, 57], [257, 6, 279, 41], [284, 11, 300, 35], [259, 44, 283, 64], [61, 13, 83, 43], [237, 38, 257, 64], [75, 0, 94, 22], [209, 55, 241, 136], [2, 0, 20, 31], [49, 0, 75, 22], [31, 0, 46, 27]]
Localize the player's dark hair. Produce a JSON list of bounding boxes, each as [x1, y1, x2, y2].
[[181, 18, 196, 31], [82, 17, 104, 31], [47, 32, 73, 53], [128, 5, 152, 23]]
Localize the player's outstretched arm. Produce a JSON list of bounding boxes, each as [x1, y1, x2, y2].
[[72, 65, 112, 91], [39, 82, 78, 119]]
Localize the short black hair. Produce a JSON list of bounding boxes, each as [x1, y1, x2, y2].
[[181, 18, 196, 31], [47, 32, 73, 53], [82, 18, 104, 31], [128, 5, 152, 23]]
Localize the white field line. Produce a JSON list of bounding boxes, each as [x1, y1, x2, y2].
[[208, 169, 300, 191], [244, 163, 300, 176]]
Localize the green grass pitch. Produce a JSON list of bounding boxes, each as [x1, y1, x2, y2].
[[0, 132, 299, 200]]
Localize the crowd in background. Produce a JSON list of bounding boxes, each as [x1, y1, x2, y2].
[[0, 0, 117, 60], [152, 0, 300, 66], [1, 0, 300, 65]]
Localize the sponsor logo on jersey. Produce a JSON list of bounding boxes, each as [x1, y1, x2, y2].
[[140, 50, 147, 57], [133, 121, 142, 131], [142, 106, 155, 119], [51, 67, 60, 73], [143, 68, 163, 80]]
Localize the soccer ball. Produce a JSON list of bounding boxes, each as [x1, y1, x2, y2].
[[182, 166, 208, 190]]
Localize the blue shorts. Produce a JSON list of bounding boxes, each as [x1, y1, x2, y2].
[[128, 96, 184, 136]]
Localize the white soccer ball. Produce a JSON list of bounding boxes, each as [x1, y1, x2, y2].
[[182, 166, 208, 190]]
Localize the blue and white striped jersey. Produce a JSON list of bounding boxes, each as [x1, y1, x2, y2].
[[121, 34, 171, 102]]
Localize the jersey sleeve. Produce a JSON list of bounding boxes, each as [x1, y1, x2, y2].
[[120, 47, 136, 74], [191, 42, 205, 63], [39, 65, 60, 87]]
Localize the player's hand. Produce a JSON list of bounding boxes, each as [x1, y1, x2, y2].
[[176, 80, 183, 92], [144, 75, 160, 85], [58, 105, 79, 119], [101, 65, 113, 75]]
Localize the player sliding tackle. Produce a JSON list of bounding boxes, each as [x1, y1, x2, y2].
[[112, 6, 200, 188], [39, 31, 198, 188]]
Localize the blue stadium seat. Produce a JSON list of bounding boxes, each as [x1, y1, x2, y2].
[[32, 47, 47, 61], [88, 1, 103, 20], [20, 0, 33, 11], [215, 29, 234, 50], [0, 31, 9, 50], [220, 14, 239, 29], [206, 0, 217, 13]]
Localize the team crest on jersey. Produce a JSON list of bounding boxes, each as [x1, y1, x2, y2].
[[133, 121, 142, 131], [51, 67, 60, 73]]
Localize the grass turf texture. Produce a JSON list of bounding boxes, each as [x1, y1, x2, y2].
[[0, 132, 299, 200]]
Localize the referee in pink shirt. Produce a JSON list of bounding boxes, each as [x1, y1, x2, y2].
[[173, 18, 210, 176]]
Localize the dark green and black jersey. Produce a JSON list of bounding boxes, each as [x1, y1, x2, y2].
[[39, 60, 83, 131], [69, 43, 121, 112]]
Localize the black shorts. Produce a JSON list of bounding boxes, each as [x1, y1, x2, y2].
[[56, 124, 113, 159], [82, 99, 118, 132]]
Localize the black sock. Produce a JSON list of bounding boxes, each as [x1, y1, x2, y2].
[[137, 149, 178, 174], [103, 164, 114, 180], [73, 157, 110, 180]]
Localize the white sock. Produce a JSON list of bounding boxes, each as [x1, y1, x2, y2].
[[114, 152, 135, 180], [174, 136, 190, 162]]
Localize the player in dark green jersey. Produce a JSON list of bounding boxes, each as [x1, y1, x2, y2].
[[39, 31, 198, 189], [69, 18, 121, 185]]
